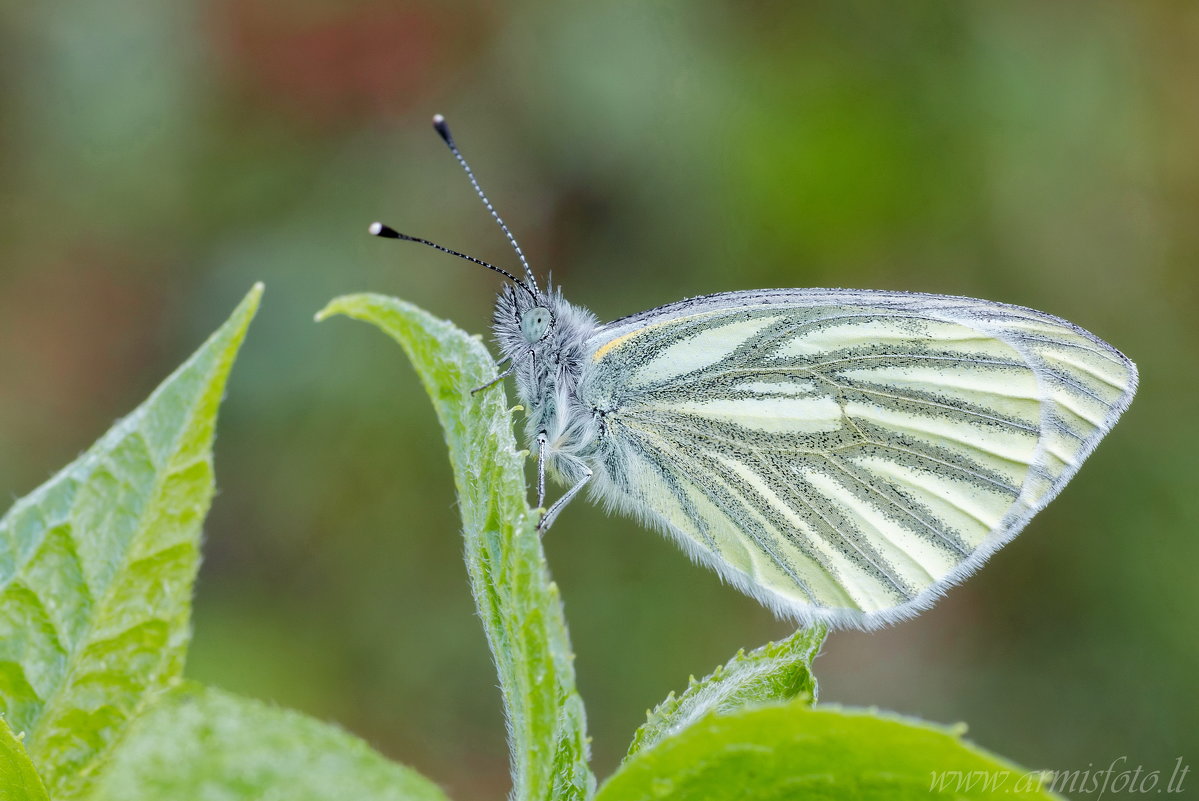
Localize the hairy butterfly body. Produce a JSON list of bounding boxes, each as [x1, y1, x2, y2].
[[372, 115, 1137, 629]]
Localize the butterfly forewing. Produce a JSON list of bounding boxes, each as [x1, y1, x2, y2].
[[580, 290, 1136, 627]]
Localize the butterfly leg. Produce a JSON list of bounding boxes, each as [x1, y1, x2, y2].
[[536, 431, 548, 509], [471, 347, 533, 394], [537, 456, 592, 534], [471, 360, 519, 394]]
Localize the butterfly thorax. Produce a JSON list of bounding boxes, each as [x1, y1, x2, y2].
[[493, 285, 603, 481]]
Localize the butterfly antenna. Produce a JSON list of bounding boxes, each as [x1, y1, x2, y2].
[[432, 114, 541, 297], [369, 222, 537, 300]]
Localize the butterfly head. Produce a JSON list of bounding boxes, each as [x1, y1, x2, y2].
[[520, 305, 553, 343], [371, 115, 588, 385], [493, 282, 555, 357]]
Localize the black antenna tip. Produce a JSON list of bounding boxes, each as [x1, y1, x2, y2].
[[369, 222, 400, 239], [431, 113, 453, 145]]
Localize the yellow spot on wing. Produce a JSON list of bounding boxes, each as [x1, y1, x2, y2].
[[591, 311, 726, 363], [592, 330, 642, 362]]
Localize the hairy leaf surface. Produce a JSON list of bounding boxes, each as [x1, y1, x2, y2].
[[0, 716, 49, 801], [84, 683, 449, 801], [600, 703, 1062, 801], [626, 624, 826, 758], [318, 294, 594, 801], [0, 286, 261, 798]]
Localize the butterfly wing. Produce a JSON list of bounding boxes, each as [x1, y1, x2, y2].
[[579, 289, 1136, 628]]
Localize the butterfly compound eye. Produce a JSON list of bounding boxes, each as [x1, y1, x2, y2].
[[520, 306, 552, 342]]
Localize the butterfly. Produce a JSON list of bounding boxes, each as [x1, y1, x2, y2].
[[370, 115, 1138, 629]]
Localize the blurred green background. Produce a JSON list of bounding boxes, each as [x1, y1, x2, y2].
[[1, 1, 1195, 797]]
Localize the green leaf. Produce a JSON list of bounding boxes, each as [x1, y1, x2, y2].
[[625, 624, 827, 759], [317, 294, 594, 801], [83, 683, 450, 801], [598, 703, 1063, 801], [0, 285, 262, 799], [0, 716, 49, 801]]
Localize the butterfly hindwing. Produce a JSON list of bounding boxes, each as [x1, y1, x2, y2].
[[579, 290, 1136, 627]]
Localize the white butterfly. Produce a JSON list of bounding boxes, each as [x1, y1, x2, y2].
[[371, 115, 1138, 629]]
